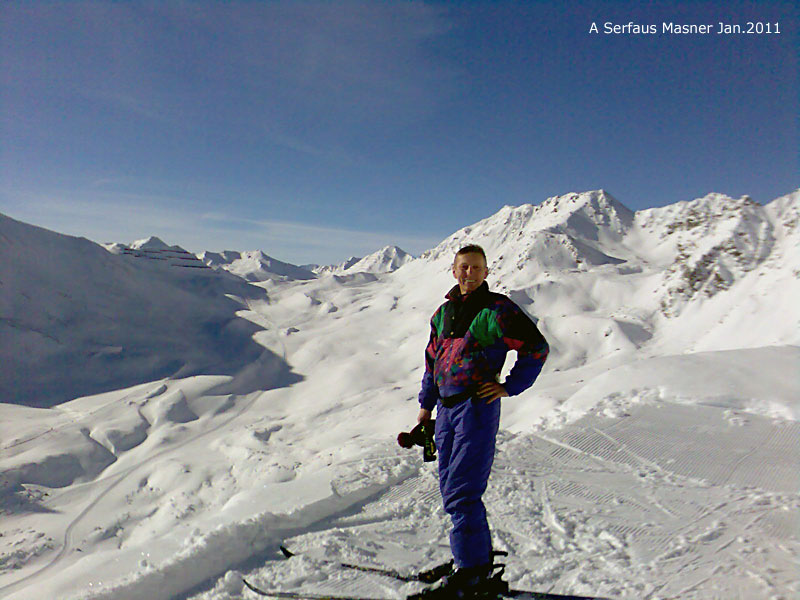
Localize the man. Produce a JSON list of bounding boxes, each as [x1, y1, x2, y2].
[[414, 245, 549, 599]]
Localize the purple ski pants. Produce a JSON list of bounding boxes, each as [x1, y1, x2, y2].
[[435, 396, 501, 569]]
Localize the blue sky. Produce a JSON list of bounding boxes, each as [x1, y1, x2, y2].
[[1, 1, 797, 264]]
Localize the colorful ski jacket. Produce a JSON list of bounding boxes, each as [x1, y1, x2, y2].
[[418, 282, 549, 411]]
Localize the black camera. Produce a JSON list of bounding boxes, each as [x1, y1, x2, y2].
[[397, 420, 437, 462]]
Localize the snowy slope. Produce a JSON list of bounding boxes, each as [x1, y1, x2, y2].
[[629, 190, 800, 352], [1, 190, 798, 600], [0, 213, 275, 407]]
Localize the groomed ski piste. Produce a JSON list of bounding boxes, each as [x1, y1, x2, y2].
[[1, 190, 799, 600]]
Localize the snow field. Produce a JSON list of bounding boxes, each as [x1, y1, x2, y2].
[[191, 273, 798, 600], [204, 386, 799, 600]]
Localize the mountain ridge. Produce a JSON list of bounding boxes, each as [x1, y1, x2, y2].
[[199, 250, 317, 282], [1, 188, 797, 402]]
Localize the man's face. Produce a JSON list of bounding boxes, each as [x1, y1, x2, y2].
[[452, 252, 488, 295]]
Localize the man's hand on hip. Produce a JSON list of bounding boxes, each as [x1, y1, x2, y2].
[[477, 381, 508, 403]]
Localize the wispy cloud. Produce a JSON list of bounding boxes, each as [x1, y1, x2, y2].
[[2, 2, 457, 165], [198, 211, 439, 256], [0, 188, 440, 265]]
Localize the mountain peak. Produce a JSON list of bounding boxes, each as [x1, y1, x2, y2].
[[537, 190, 635, 237], [346, 246, 414, 274], [422, 189, 634, 271], [130, 236, 184, 252], [313, 256, 362, 275], [314, 247, 414, 275], [375, 245, 410, 259], [198, 250, 242, 266]]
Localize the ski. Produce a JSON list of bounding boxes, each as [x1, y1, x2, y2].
[[242, 578, 383, 600], [248, 547, 612, 600], [243, 578, 611, 600], [279, 545, 454, 584], [504, 590, 611, 600]]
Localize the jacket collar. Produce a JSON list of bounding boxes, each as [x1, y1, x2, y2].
[[446, 281, 490, 302]]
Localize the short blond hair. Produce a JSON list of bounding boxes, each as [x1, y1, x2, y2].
[[455, 244, 487, 264]]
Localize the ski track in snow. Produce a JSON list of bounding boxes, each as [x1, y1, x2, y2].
[[193, 403, 799, 600], [3, 296, 799, 600], [239, 409, 796, 600], [3, 387, 262, 595]]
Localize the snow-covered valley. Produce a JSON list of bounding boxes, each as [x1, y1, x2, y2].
[[1, 190, 798, 600]]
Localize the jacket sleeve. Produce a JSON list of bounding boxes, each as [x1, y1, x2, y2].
[[418, 313, 441, 411], [498, 302, 549, 397]]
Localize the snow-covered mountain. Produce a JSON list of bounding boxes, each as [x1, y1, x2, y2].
[[106, 239, 318, 282], [105, 236, 210, 269], [192, 245, 412, 282], [344, 245, 414, 274], [411, 189, 799, 364], [199, 250, 316, 282], [422, 190, 634, 271], [114, 239, 413, 281], [1, 190, 798, 600], [3, 188, 797, 405], [130, 236, 187, 252], [312, 246, 414, 275], [311, 255, 363, 275]]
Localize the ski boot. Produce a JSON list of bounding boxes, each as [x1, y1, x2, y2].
[[408, 563, 509, 599]]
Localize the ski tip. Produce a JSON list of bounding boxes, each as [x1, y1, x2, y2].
[[242, 577, 267, 596], [279, 545, 295, 559]]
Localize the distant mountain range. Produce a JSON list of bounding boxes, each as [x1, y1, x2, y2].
[[104, 240, 415, 282], [307, 246, 414, 276], [1, 188, 797, 405], [202, 245, 414, 281], [198, 250, 316, 282]]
